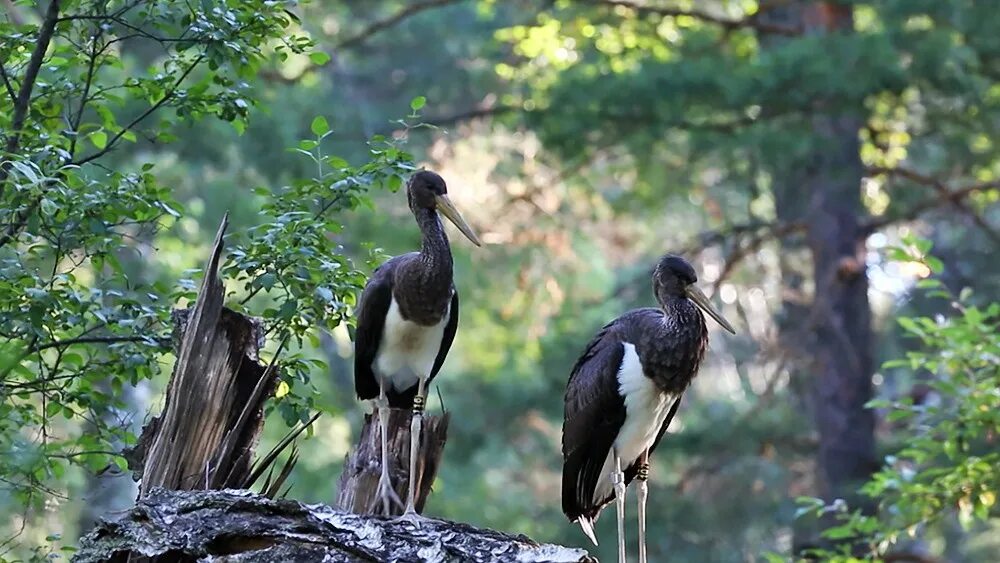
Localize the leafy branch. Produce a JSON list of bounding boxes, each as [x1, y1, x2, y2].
[[70, 53, 206, 167], [1, 0, 61, 184]]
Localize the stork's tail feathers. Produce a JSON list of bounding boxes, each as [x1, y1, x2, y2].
[[577, 516, 599, 546]]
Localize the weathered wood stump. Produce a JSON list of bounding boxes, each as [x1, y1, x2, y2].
[[74, 488, 593, 563], [336, 408, 449, 516], [123, 216, 278, 493]]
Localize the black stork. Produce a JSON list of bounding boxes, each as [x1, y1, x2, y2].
[[353, 170, 481, 519], [561, 254, 735, 563]]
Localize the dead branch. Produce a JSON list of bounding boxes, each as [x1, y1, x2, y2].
[[866, 165, 1000, 243]]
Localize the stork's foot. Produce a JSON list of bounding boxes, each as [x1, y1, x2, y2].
[[396, 509, 434, 528], [374, 473, 403, 514]]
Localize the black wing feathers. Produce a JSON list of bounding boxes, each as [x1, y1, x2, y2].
[[353, 259, 459, 409], [561, 322, 627, 521], [430, 291, 459, 382], [353, 265, 392, 402]]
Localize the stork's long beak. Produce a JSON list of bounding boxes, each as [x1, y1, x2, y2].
[[686, 285, 736, 334], [435, 194, 482, 246]]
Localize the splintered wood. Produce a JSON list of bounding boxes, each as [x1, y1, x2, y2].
[[126, 215, 276, 495]]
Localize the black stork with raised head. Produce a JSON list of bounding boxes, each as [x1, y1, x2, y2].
[[561, 254, 735, 563], [353, 170, 480, 519]]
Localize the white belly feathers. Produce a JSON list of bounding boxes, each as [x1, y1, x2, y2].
[[592, 342, 673, 503], [374, 298, 450, 392]]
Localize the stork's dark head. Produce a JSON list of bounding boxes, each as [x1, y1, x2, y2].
[[407, 170, 448, 210], [653, 254, 736, 334], [652, 254, 698, 298], [406, 170, 482, 246]]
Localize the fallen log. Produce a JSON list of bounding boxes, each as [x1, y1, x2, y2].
[[73, 488, 594, 563]]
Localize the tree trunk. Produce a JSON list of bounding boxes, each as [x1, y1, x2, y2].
[[336, 408, 449, 516], [760, 0, 877, 551], [804, 108, 876, 503], [74, 488, 593, 563]]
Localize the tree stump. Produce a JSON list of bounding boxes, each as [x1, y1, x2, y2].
[[336, 408, 449, 516], [124, 215, 278, 494]]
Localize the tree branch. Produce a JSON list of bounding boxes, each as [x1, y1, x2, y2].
[[335, 0, 466, 50], [70, 53, 204, 166], [29, 334, 166, 354], [0, 62, 16, 103], [862, 182, 999, 234], [421, 104, 520, 128], [865, 166, 1000, 242], [4, 0, 61, 157], [589, 0, 801, 36], [681, 220, 805, 291], [68, 23, 104, 159], [1, 0, 61, 193]]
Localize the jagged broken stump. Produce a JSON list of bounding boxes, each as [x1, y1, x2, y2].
[[74, 489, 593, 563]]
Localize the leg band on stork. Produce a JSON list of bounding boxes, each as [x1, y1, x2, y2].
[[637, 451, 651, 563], [399, 375, 430, 525]]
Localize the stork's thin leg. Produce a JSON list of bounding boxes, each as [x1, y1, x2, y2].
[[399, 375, 431, 526], [374, 386, 402, 514], [612, 453, 627, 563], [637, 450, 650, 563]]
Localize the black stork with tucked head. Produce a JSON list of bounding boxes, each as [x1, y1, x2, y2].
[[561, 254, 735, 563], [354, 170, 481, 518]]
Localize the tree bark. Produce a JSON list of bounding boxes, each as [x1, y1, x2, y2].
[[336, 408, 449, 516], [74, 488, 593, 563]]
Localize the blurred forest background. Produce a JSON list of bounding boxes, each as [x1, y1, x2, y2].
[[1, 0, 998, 561]]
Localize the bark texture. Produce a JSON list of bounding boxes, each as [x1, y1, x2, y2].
[[336, 408, 449, 516], [74, 488, 592, 563], [124, 216, 276, 494]]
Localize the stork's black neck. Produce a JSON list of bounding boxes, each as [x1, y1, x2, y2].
[[634, 295, 708, 394], [415, 207, 453, 277], [393, 207, 455, 326]]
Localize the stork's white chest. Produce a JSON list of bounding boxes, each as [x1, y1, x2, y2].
[[614, 342, 672, 462], [593, 342, 673, 502], [374, 298, 450, 392]]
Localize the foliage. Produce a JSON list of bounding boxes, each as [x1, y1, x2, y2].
[[0, 0, 414, 554], [223, 118, 416, 425], [798, 239, 1000, 560], [1, 0, 302, 521]]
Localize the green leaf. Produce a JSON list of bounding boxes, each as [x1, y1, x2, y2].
[[45, 402, 62, 417], [410, 96, 427, 111], [311, 116, 330, 136], [309, 51, 331, 65], [925, 256, 943, 274], [90, 130, 108, 149]]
